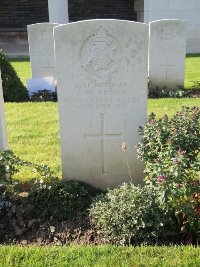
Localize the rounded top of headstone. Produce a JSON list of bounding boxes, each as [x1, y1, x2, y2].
[[27, 23, 59, 31], [54, 19, 149, 32], [150, 19, 186, 26]]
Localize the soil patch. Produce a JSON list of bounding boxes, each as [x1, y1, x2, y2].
[[0, 194, 104, 246]]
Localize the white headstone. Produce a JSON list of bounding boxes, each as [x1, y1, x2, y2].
[[142, 0, 200, 54], [149, 19, 186, 90], [54, 20, 148, 189], [0, 70, 8, 151], [48, 0, 69, 24], [28, 23, 59, 80], [27, 77, 55, 96]]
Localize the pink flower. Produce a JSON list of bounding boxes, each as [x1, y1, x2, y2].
[[173, 159, 179, 165], [178, 148, 186, 156], [149, 119, 156, 125], [157, 174, 167, 184]]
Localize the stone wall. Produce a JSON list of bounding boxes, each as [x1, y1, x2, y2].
[[0, 0, 136, 30], [69, 0, 136, 22], [0, 0, 49, 29], [134, 0, 144, 22]]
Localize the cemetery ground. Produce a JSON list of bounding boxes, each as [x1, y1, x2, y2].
[[0, 55, 200, 265]]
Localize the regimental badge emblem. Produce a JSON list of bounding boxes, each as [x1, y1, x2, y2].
[[80, 26, 122, 78]]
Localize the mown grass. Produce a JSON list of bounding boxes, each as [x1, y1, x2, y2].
[[9, 54, 200, 88], [0, 245, 200, 267], [185, 54, 200, 88], [9, 57, 31, 86], [148, 98, 200, 117], [4, 98, 200, 181], [6, 55, 200, 180], [5, 102, 61, 180]]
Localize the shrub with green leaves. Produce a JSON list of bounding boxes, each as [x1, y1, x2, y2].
[[0, 150, 103, 221], [0, 50, 29, 102], [29, 180, 103, 220], [0, 149, 55, 186], [30, 89, 57, 102], [148, 85, 188, 98], [89, 183, 178, 245], [137, 106, 200, 237]]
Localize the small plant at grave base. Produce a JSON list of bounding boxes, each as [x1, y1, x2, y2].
[[191, 81, 200, 89], [148, 84, 188, 99], [137, 106, 200, 240], [0, 50, 29, 102], [89, 183, 178, 245], [29, 180, 103, 220], [0, 149, 56, 188], [30, 89, 57, 102], [0, 188, 12, 214], [0, 150, 58, 232], [189, 81, 200, 97], [0, 150, 103, 221]]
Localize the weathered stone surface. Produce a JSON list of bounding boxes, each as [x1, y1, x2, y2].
[[54, 20, 148, 189], [149, 19, 186, 90], [28, 23, 59, 79]]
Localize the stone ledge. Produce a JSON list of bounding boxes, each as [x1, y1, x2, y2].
[[0, 29, 27, 35]]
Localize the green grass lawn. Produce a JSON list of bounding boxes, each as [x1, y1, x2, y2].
[[9, 54, 200, 88], [9, 57, 31, 86], [185, 54, 200, 88], [1, 245, 200, 267], [4, 98, 200, 181], [6, 55, 200, 180]]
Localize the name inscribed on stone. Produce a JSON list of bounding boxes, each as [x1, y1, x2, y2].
[[64, 80, 139, 110]]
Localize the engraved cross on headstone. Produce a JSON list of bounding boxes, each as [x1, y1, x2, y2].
[[85, 113, 122, 175], [160, 57, 174, 81]]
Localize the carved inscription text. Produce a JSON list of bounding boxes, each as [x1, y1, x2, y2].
[[64, 80, 139, 110]]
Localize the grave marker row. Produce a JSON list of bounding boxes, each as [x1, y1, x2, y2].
[[27, 19, 186, 95], [0, 19, 186, 189]]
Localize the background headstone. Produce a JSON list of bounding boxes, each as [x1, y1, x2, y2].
[[28, 23, 59, 80], [149, 19, 186, 91], [54, 20, 148, 189], [138, 0, 200, 54], [0, 70, 8, 151], [27, 77, 56, 96]]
